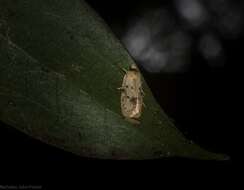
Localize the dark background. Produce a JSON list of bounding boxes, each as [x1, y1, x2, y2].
[[0, 0, 241, 174]]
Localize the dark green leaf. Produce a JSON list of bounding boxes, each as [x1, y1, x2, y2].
[[0, 0, 227, 159]]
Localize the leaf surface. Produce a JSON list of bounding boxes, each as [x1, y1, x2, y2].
[[0, 0, 227, 159]]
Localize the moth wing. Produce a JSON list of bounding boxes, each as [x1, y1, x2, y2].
[[121, 91, 135, 117]]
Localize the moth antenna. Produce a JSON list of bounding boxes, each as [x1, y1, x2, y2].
[[122, 68, 127, 73], [116, 63, 127, 74]]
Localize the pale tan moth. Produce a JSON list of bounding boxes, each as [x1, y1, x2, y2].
[[118, 64, 145, 124]]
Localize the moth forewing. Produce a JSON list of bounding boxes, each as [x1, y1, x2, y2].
[[119, 64, 144, 124]]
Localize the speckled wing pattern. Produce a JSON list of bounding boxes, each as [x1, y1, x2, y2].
[[121, 70, 143, 120]]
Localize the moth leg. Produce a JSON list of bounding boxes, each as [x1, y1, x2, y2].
[[140, 88, 145, 96], [143, 102, 146, 108], [117, 87, 125, 90]]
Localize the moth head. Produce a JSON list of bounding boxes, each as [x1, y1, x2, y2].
[[130, 63, 138, 71]]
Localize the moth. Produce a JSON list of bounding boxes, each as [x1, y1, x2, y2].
[[118, 63, 145, 124]]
